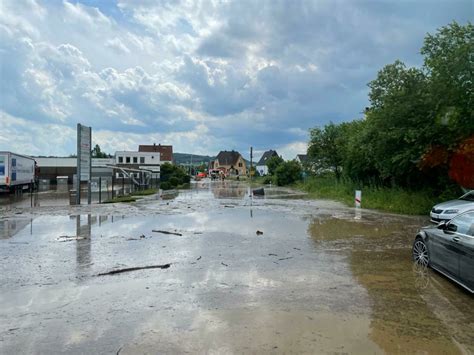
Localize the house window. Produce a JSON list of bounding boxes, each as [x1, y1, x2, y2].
[[118, 156, 123, 163], [126, 157, 130, 163], [133, 157, 138, 163], [238, 162, 242, 167], [140, 157, 145, 164]]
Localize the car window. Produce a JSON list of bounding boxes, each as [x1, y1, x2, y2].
[[459, 191, 474, 201], [448, 212, 474, 236]]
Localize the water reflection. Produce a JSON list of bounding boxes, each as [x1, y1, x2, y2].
[[308, 214, 474, 353], [211, 181, 247, 199], [308, 215, 403, 242], [72, 215, 92, 277], [0, 219, 33, 239]]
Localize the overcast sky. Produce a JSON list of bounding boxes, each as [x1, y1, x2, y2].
[[0, 0, 472, 159]]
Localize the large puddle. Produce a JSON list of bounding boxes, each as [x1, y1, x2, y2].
[[0, 181, 472, 354]]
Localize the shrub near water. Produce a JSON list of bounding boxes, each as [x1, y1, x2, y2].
[[274, 161, 302, 186], [297, 177, 457, 215], [160, 163, 191, 190]]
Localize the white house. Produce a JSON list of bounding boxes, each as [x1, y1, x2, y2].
[[256, 150, 279, 176]]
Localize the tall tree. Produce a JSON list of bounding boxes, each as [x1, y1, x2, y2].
[[366, 60, 431, 186], [421, 21, 474, 145], [91, 144, 109, 158], [308, 122, 346, 179], [266, 155, 284, 175]]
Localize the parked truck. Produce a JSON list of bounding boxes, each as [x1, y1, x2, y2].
[[0, 152, 37, 193]]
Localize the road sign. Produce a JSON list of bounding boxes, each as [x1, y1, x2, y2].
[[79, 126, 91, 181], [76, 124, 92, 205]]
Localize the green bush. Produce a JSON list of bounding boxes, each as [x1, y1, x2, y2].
[[297, 176, 459, 215], [160, 181, 172, 190], [169, 176, 180, 187], [181, 174, 191, 184], [274, 161, 302, 186], [160, 162, 191, 188]]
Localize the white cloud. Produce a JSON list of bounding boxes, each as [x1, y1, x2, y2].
[[276, 141, 308, 161], [0, 0, 471, 157], [105, 37, 130, 54]]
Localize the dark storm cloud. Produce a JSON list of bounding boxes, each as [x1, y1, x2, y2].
[[1, 0, 471, 157]]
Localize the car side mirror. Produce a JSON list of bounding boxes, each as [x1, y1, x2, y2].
[[446, 223, 457, 232], [437, 221, 447, 230]]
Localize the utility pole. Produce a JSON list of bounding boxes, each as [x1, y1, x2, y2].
[[250, 146, 253, 182]]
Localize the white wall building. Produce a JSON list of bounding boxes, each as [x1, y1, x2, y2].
[[114, 151, 161, 178]]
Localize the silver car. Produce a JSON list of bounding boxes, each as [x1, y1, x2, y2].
[[413, 209, 474, 293], [430, 190, 474, 223]]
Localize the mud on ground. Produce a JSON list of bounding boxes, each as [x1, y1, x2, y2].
[[1, 181, 473, 354]]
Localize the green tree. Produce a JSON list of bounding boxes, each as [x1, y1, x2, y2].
[[421, 21, 474, 144], [366, 60, 431, 186], [266, 155, 284, 175], [160, 162, 190, 188], [91, 144, 109, 158], [307, 122, 347, 179], [274, 161, 302, 186]]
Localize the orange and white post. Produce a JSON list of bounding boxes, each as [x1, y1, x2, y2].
[[355, 190, 362, 208]]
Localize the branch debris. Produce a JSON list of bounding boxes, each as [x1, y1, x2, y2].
[[97, 264, 171, 276]]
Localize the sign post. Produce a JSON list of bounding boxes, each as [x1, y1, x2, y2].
[[355, 190, 362, 208], [250, 147, 253, 181], [76, 124, 92, 205]]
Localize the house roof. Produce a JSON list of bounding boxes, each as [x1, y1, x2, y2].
[[138, 144, 173, 161], [257, 150, 279, 165], [216, 150, 242, 166], [296, 154, 308, 163]]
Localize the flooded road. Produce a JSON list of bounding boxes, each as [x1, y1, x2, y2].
[[0, 181, 473, 354]]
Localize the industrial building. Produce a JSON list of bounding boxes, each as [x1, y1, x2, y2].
[[114, 151, 160, 179], [35, 157, 115, 183]]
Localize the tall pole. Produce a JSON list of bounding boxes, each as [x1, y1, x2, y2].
[[87, 127, 92, 205], [76, 124, 81, 205], [250, 146, 253, 182]]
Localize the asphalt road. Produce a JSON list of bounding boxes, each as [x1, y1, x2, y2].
[[1, 181, 473, 354]]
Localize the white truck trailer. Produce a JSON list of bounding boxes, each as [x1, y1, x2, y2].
[[0, 152, 36, 193]]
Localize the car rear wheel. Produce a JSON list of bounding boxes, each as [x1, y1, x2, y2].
[[413, 238, 429, 267]]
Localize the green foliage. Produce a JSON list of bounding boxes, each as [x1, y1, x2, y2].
[[308, 22, 473, 190], [266, 155, 284, 175], [298, 177, 460, 215], [131, 188, 158, 196], [91, 144, 110, 158], [308, 121, 350, 179], [103, 196, 137, 203], [421, 21, 474, 139], [160, 182, 171, 190], [169, 176, 179, 187], [160, 163, 191, 189], [274, 161, 302, 186]]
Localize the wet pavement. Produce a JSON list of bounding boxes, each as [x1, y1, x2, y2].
[[0, 181, 473, 354]]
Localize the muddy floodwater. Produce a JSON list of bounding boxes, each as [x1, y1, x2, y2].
[[1, 181, 473, 354]]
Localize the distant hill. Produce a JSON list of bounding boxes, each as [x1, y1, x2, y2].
[[173, 153, 215, 165], [174, 152, 251, 166]]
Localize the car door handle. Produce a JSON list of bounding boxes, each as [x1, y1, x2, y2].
[[452, 236, 461, 243]]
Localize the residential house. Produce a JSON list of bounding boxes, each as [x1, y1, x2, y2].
[[138, 144, 173, 163], [213, 150, 247, 176], [295, 154, 308, 165], [256, 150, 279, 176]]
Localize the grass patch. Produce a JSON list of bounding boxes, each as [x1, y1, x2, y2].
[[130, 188, 158, 196], [103, 196, 137, 204], [295, 177, 457, 215]]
